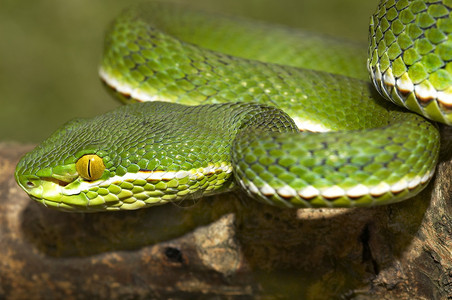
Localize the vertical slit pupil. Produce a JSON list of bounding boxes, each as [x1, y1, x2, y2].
[[87, 158, 92, 178]]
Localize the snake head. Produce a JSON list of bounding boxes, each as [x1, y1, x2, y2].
[[14, 103, 169, 212], [14, 116, 115, 211], [15, 163, 79, 205]]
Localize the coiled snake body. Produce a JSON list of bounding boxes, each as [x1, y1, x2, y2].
[[15, 1, 450, 211]]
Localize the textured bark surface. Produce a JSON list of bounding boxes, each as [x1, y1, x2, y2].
[[0, 133, 451, 299]]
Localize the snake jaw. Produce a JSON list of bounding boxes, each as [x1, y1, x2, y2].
[[15, 167, 93, 211]]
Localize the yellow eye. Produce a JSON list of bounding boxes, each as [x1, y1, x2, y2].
[[75, 154, 105, 180]]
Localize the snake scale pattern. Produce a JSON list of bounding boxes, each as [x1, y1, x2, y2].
[[15, 0, 450, 211]]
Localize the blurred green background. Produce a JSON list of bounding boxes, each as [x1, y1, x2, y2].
[[1, 0, 377, 143]]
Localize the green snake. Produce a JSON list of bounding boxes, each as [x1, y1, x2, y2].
[[15, 0, 450, 212]]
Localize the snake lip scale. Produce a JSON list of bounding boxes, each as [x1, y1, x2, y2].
[[15, 0, 448, 212]]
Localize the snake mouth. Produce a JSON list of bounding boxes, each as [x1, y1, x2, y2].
[[15, 173, 92, 211], [16, 172, 143, 212], [38, 177, 71, 187]]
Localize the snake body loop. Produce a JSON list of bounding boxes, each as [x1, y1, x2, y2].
[[15, 0, 447, 211], [368, 0, 452, 125]]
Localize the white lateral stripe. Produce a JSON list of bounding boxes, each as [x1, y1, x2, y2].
[[64, 164, 232, 195], [276, 186, 296, 198], [243, 171, 434, 201], [248, 181, 259, 194], [383, 69, 395, 87], [298, 186, 319, 198], [369, 182, 390, 197], [396, 72, 414, 93], [437, 90, 452, 105], [421, 170, 434, 184], [390, 179, 407, 194], [375, 64, 382, 82], [322, 185, 345, 198], [292, 117, 331, 132], [345, 184, 369, 198], [415, 83, 437, 100], [99, 67, 168, 102], [260, 183, 276, 196], [408, 176, 421, 189]]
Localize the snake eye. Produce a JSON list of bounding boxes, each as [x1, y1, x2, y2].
[[75, 154, 105, 180]]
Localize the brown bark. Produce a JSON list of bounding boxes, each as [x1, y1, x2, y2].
[[0, 129, 451, 299]]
